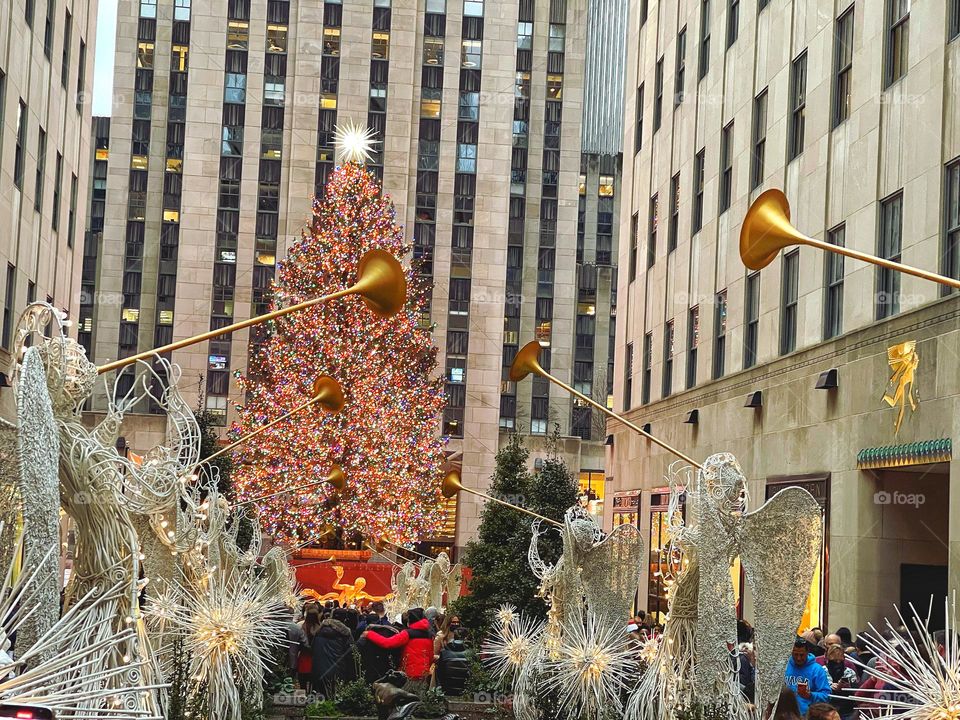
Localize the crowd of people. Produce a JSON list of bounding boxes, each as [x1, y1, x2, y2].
[[626, 612, 943, 720], [283, 600, 471, 700]]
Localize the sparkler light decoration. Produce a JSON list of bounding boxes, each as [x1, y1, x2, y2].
[[164, 568, 287, 720], [334, 121, 379, 165], [851, 597, 960, 720], [232, 160, 446, 545], [543, 612, 638, 720], [483, 611, 545, 686], [496, 603, 518, 629]]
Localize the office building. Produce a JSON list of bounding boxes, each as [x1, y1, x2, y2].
[[610, 0, 960, 630]]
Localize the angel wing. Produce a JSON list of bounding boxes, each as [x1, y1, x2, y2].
[[738, 486, 823, 715], [579, 522, 645, 628]]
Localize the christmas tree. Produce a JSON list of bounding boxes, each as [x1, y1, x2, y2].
[[231, 152, 446, 545], [453, 432, 579, 631]]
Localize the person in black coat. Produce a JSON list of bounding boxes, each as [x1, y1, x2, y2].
[[435, 634, 470, 696], [357, 622, 402, 682], [312, 609, 356, 699]]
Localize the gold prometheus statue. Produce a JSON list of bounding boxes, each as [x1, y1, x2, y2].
[[317, 565, 393, 606], [882, 341, 919, 434]]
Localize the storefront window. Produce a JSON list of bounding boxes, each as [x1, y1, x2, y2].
[[648, 490, 685, 625], [766, 475, 828, 631], [578, 470, 605, 518]]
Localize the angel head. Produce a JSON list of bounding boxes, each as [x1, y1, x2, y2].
[[700, 453, 748, 519], [38, 336, 98, 416]]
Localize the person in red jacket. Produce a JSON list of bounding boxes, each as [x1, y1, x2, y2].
[[362, 607, 436, 683]]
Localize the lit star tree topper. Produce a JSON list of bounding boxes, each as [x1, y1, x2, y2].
[[231, 129, 446, 545]]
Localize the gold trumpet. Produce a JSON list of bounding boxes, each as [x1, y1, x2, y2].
[[441, 469, 562, 527], [741, 189, 960, 289], [509, 341, 703, 469], [194, 375, 345, 470], [98, 249, 407, 375], [233, 464, 346, 508]]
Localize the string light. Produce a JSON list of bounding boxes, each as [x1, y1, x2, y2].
[[231, 161, 446, 544]]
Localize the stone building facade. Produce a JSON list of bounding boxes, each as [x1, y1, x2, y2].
[[0, 0, 98, 420], [86, 0, 623, 550], [611, 0, 960, 631]]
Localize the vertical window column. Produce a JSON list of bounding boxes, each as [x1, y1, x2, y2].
[[205, 0, 250, 424], [248, 0, 289, 378], [530, 0, 565, 436], [367, 0, 391, 182], [316, 0, 342, 192], [116, 11, 157, 396], [499, 2, 533, 431], [443, 0, 484, 439]]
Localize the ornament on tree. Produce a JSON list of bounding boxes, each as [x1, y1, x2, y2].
[[232, 133, 446, 545]]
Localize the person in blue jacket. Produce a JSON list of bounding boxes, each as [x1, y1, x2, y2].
[[784, 636, 832, 715]]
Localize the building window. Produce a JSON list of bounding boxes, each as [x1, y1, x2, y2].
[[833, 8, 854, 127], [951, 0, 960, 41], [35, 127, 46, 212], [686, 306, 699, 389], [668, 173, 680, 252], [758, 0, 770, 10], [14, 100, 26, 190], [647, 194, 658, 269], [137, 42, 155, 69], [26, 0, 35, 26], [877, 192, 903, 319], [61, 10, 72, 88], [67, 174, 77, 248], [751, 89, 767, 190], [945, 160, 960, 289], [744, 272, 760, 368], [885, 0, 909, 87], [52, 152, 62, 230], [698, 0, 711, 80], [639, 0, 648, 26], [693, 148, 705, 232], [139, 0, 157, 17], [662, 320, 674, 398], [461, 39, 482, 68], [43, 0, 54, 58], [675, 27, 686, 106], [825, 224, 845, 339], [629, 212, 639, 282], [713, 290, 726, 379], [634, 83, 644, 153], [2, 265, 14, 349], [175, 0, 191, 20], [726, 0, 739, 48], [788, 51, 807, 161], [641, 333, 652, 405], [653, 57, 663, 132], [624, 341, 634, 410], [76, 40, 86, 112], [719, 121, 733, 213], [780, 250, 799, 355]]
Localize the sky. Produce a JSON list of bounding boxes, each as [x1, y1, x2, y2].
[[92, 0, 118, 116]]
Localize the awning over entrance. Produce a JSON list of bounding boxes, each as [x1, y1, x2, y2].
[[856, 438, 952, 470]]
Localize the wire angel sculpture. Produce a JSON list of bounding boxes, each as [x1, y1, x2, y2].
[[627, 453, 823, 720], [0, 527, 161, 717], [529, 505, 644, 638]]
